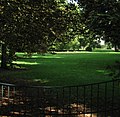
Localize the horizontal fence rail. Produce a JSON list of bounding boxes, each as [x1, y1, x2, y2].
[[0, 79, 120, 117]]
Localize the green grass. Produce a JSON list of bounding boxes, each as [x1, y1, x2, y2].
[[0, 51, 120, 86]]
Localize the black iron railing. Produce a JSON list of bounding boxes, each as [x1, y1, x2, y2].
[[0, 79, 120, 117]]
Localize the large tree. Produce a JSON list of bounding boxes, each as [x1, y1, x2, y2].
[[0, 0, 81, 68], [78, 0, 120, 51]]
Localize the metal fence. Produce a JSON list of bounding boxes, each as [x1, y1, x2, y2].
[[0, 79, 120, 117]]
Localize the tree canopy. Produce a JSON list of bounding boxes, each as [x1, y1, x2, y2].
[[78, 0, 120, 51], [0, 0, 81, 68], [1, 0, 120, 68]]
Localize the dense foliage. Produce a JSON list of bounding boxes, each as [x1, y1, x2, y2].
[[1, 0, 120, 69], [0, 0, 81, 68], [78, 0, 120, 51]]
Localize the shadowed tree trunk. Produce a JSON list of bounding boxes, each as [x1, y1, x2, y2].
[[1, 43, 7, 68], [9, 46, 16, 68], [114, 44, 119, 52]]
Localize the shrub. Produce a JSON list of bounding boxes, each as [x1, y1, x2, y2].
[[107, 61, 120, 80], [85, 46, 92, 51]]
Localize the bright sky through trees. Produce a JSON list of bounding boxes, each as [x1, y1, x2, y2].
[[67, 0, 78, 4]]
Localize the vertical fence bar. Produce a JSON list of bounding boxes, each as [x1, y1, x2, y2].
[[104, 82, 107, 117], [42, 87, 46, 117], [112, 80, 115, 116], [83, 86, 86, 117], [97, 84, 99, 117], [18, 87, 21, 115], [7, 86, 10, 114], [8, 86, 10, 98], [62, 87, 65, 115], [37, 87, 39, 115], [13, 87, 16, 97], [1, 85, 4, 99], [49, 88, 52, 117], [11, 86, 15, 116], [68, 86, 71, 115], [90, 84, 93, 117], [76, 86, 79, 115], [56, 87, 59, 115]]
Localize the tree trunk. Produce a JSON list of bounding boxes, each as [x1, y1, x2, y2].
[[114, 44, 119, 52], [1, 43, 7, 68], [9, 47, 16, 68]]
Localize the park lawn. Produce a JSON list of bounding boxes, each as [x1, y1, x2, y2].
[[0, 51, 120, 86]]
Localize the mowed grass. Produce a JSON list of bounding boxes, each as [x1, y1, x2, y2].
[[0, 51, 120, 86]]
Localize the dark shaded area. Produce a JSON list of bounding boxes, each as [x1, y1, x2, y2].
[[0, 79, 120, 117], [1, 44, 7, 69], [107, 61, 120, 80]]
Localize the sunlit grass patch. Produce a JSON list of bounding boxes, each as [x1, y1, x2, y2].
[[13, 61, 39, 65], [33, 78, 49, 83]]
